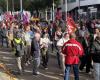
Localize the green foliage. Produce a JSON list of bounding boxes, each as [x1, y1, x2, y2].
[[0, 0, 6, 11], [0, 0, 60, 12], [25, 0, 60, 10]]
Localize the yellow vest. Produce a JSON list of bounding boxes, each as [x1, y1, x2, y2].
[[14, 38, 24, 45]]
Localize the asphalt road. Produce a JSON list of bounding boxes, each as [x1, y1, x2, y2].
[[0, 47, 94, 80]]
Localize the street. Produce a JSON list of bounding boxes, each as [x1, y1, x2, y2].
[[0, 46, 94, 80]]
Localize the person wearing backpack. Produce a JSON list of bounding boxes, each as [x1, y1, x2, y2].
[[13, 32, 25, 75], [91, 32, 100, 80]]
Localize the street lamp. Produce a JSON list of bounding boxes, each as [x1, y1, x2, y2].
[[12, 0, 14, 12], [65, 0, 67, 20], [20, 0, 23, 12], [78, 0, 80, 10], [20, 0, 23, 20], [78, 0, 81, 21], [6, 0, 8, 12], [52, 0, 55, 21]]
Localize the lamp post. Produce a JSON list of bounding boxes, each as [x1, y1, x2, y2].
[[52, 0, 55, 21], [78, 0, 81, 21], [12, 0, 14, 12], [20, 0, 23, 20], [6, 0, 8, 12], [78, 0, 80, 10], [65, 0, 67, 21]]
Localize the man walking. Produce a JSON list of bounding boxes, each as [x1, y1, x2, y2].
[[31, 32, 41, 75], [62, 33, 84, 80]]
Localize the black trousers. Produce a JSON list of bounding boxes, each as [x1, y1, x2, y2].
[[41, 48, 49, 68], [79, 54, 92, 73]]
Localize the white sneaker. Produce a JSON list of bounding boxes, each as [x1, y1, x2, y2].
[[86, 72, 92, 75], [36, 71, 40, 75], [33, 71, 40, 75]]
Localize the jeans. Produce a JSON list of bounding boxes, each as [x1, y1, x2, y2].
[[33, 57, 40, 73], [93, 62, 100, 80], [64, 64, 79, 80]]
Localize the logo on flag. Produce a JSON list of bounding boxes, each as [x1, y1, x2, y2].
[[67, 16, 76, 34]]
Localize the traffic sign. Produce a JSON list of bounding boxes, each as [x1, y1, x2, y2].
[[90, 8, 97, 13]]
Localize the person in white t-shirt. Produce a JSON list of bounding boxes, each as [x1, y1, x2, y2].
[[57, 32, 69, 72], [40, 33, 51, 69]]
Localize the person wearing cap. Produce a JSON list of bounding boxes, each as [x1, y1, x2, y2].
[[62, 33, 84, 80], [57, 32, 69, 72]]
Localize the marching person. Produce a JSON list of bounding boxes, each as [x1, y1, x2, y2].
[[40, 33, 51, 69], [31, 32, 41, 75], [1, 24, 8, 47], [57, 32, 69, 72], [55, 27, 62, 68], [91, 32, 100, 80], [24, 25, 34, 65], [62, 33, 84, 80], [13, 32, 25, 75]]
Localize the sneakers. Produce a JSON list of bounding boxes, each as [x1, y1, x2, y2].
[[86, 71, 92, 75], [33, 71, 40, 75], [44, 67, 48, 70], [79, 69, 84, 73]]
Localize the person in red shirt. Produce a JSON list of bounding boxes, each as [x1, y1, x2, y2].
[[62, 33, 84, 80]]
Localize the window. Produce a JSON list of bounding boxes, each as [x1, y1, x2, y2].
[[67, 0, 76, 3]]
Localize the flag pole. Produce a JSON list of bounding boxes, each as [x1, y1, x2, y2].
[[52, 0, 55, 21]]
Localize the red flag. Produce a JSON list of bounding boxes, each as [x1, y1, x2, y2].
[[67, 16, 76, 34]]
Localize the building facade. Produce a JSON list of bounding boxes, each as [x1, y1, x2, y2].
[[60, 0, 100, 20]]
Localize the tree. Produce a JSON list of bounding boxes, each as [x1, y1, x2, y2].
[[25, 0, 60, 16], [0, 0, 6, 12], [0, 0, 60, 13]]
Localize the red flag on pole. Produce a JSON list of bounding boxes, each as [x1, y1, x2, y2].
[[66, 16, 76, 34]]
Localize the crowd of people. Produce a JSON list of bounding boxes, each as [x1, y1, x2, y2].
[[0, 18, 100, 80]]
